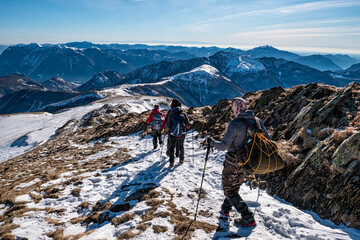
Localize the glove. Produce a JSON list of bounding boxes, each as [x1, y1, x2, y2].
[[200, 136, 212, 148], [146, 126, 152, 133]]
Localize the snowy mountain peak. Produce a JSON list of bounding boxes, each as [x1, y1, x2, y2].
[[237, 56, 265, 72], [252, 45, 277, 50], [170, 64, 227, 83], [189, 64, 220, 76], [42, 76, 79, 91], [212, 52, 265, 74]]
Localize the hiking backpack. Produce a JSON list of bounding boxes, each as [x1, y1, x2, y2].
[[170, 111, 186, 137], [152, 113, 163, 130], [236, 118, 285, 175]]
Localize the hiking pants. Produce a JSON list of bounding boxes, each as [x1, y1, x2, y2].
[[169, 134, 185, 163], [152, 129, 162, 149], [221, 154, 251, 217], [166, 134, 179, 157]]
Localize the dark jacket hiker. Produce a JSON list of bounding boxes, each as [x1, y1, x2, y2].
[[146, 105, 164, 149], [207, 97, 269, 227], [162, 98, 181, 158], [165, 105, 191, 167]]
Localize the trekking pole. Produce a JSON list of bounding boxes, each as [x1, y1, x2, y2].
[[194, 144, 210, 220], [253, 175, 261, 218], [160, 135, 163, 161], [192, 129, 195, 164], [181, 144, 210, 240], [145, 134, 148, 150]]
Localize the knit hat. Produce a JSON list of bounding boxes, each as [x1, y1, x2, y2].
[[171, 98, 181, 108], [154, 104, 159, 109], [232, 97, 247, 117]]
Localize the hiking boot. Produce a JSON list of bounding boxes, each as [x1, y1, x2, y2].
[[234, 213, 256, 227], [180, 159, 184, 164], [170, 162, 174, 168]]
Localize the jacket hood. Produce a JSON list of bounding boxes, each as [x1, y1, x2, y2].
[[152, 109, 161, 114], [235, 110, 255, 120]]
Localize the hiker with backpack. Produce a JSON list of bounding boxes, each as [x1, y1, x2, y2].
[[162, 98, 181, 157], [164, 100, 192, 167], [204, 97, 270, 228], [146, 104, 164, 149]]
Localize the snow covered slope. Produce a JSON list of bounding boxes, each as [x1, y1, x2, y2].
[[1, 86, 360, 239], [3, 131, 360, 239], [0, 94, 171, 163]]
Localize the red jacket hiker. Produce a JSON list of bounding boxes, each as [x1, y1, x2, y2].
[[146, 108, 164, 129], [146, 105, 164, 149]]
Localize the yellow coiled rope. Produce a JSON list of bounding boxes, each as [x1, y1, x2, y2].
[[238, 132, 280, 174]]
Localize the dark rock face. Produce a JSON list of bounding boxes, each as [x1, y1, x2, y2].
[[0, 73, 46, 98], [42, 76, 78, 91], [76, 70, 124, 92], [0, 90, 80, 114]]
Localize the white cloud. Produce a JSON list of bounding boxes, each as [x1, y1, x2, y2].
[[188, 0, 360, 26], [231, 26, 360, 39]]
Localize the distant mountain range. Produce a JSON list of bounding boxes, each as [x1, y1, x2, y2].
[[0, 43, 359, 84], [0, 45, 8, 54], [0, 43, 195, 83], [116, 51, 345, 94], [1, 45, 360, 114]]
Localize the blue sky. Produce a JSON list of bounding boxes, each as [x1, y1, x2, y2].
[[1, 0, 360, 54]]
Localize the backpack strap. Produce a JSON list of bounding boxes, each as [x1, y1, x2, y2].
[[238, 117, 262, 133]]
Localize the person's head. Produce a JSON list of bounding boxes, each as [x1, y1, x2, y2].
[[154, 104, 159, 110], [171, 98, 181, 108], [231, 97, 247, 117]]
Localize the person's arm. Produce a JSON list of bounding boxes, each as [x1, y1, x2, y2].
[[164, 112, 173, 133], [161, 111, 170, 129], [146, 112, 154, 124], [160, 112, 165, 130], [208, 121, 237, 151], [184, 114, 192, 130]]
